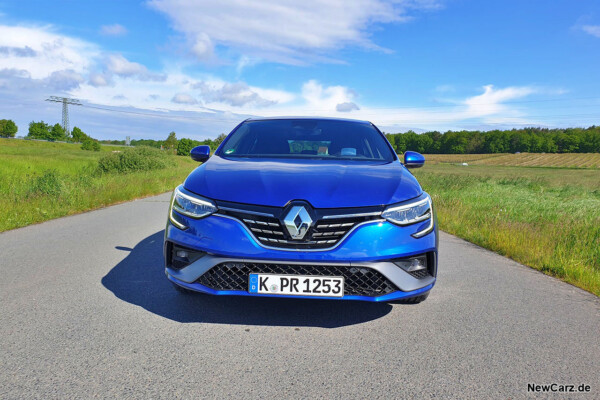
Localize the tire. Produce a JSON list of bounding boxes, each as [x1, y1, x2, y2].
[[391, 291, 429, 304]]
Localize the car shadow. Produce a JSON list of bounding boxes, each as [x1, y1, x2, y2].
[[102, 230, 393, 328]]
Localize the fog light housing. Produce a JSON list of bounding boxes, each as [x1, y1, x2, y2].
[[393, 255, 427, 272], [176, 250, 188, 258], [168, 243, 206, 270]]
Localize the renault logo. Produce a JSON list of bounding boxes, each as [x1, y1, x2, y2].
[[283, 206, 312, 240]]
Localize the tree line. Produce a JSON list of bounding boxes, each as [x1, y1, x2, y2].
[[2, 118, 226, 156], [101, 132, 228, 155], [384, 126, 600, 154], [25, 121, 101, 151], [5, 117, 599, 155]]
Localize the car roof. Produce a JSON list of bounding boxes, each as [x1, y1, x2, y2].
[[244, 116, 372, 125]]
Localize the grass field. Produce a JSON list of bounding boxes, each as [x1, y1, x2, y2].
[[0, 138, 197, 232], [424, 152, 600, 168], [413, 163, 600, 296]]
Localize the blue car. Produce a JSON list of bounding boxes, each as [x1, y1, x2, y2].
[[165, 117, 437, 303]]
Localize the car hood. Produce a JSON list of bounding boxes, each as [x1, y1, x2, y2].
[[184, 156, 422, 208]]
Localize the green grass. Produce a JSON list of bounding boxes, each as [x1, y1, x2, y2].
[[413, 163, 600, 296], [0, 138, 197, 231]]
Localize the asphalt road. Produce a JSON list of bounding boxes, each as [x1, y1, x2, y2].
[[1, 193, 598, 399]]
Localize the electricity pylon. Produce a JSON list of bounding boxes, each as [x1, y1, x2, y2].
[[45, 96, 82, 137]]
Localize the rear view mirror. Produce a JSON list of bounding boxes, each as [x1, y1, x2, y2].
[[404, 151, 425, 168], [191, 145, 211, 162]]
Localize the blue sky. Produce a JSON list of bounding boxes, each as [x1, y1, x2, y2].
[[0, 0, 599, 140]]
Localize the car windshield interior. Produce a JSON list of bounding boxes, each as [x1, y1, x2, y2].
[[219, 119, 395, 162]]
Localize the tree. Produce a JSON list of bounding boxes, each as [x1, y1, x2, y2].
[[393, 134, 406, 153], [28, 121, 52, 140], [441, 131, 469, 154], [177, 138, 202, 156], [213, 133, 227, 148], [165, 131, 178, 152], [49, 123, 66, 141], [0, 119, 18, 137], [71, 126, 89, 143]]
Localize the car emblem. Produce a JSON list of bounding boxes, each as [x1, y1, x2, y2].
[[283, 205, 313, 240]]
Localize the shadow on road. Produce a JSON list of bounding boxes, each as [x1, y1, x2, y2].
[[102, 230, 392, 328]]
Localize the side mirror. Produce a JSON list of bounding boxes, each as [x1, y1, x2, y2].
[[404, 151, 425, 168], [190, 145, 211, 162]]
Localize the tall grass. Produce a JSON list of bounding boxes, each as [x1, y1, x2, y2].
[[0, 138, 197, 231], [414, 164, 600, 296]]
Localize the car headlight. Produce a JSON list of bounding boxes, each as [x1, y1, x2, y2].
[[169, 185, 217, 228], [382, 193, 434, 238]]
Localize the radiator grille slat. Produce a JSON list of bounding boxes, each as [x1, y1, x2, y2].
[[219, 208, 380, 249]]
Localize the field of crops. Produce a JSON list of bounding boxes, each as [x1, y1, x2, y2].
[[413, 163, 600, 296], [0, 138, 197, 231], [424, 152, 600, 168]]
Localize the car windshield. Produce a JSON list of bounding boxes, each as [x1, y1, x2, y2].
[[219, 119, 395, 162]]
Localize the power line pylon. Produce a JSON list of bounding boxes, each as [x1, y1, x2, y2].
[[45, 96, 82, 137]]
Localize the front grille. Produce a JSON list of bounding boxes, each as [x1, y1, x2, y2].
[[308, 216, 374, 247], [218, 207, 382, 249], [236, 213, 288, 245], [197, 262, 398, 297]]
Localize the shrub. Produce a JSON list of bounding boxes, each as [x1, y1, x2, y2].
[[29, 170, 67, 197], [97, 146, 174, 174], [81, 139, 101, 151]]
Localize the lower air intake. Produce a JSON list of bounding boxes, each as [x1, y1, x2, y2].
[[197, 262, 398, 297]]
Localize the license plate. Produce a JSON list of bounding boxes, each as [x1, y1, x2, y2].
[[248, 273, 344, 298]]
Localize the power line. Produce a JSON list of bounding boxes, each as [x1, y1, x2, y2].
[[80, 104, 242, 123], [34, 97, 599, 128]]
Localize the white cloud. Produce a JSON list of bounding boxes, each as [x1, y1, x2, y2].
[[171, 93, 198, 104], [0, 25, 98, 79], [105, 54, 165, 81], [463, 84, 535, 117], [0, 45, 36, 57], [88, 73, 111, 87], [300, 80, 357, 110], [245, 83, 540, 131], [44, 69, 84, 90], [190, 33, 214, 61], [336, 102, 360, 112], [100, 24, 128, 36], [194, 81, 280, 107], [106, 54, 145, 76], [148, 0, 440, 64], [581, 25, 600, 38]]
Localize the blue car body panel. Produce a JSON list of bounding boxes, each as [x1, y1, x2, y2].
[[183, 157, 422, 208], [166, 213, 436, 262]]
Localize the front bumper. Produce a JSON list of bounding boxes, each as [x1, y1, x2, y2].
[[165, 213, 438, 302]]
